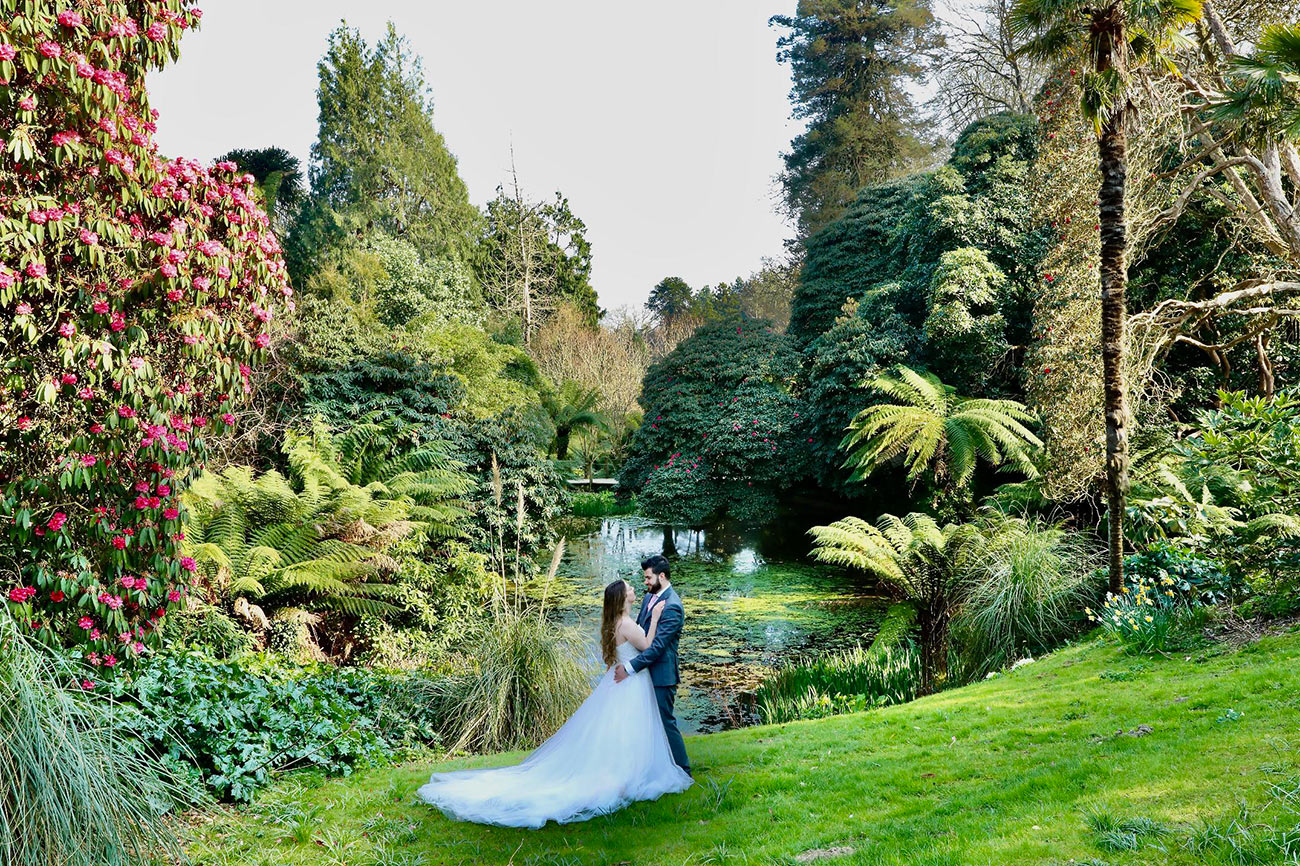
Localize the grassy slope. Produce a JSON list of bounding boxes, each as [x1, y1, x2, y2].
[[186, 629, 1300, 866]]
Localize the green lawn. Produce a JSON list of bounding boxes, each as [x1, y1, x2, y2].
[[185, 628, 1300, 866]]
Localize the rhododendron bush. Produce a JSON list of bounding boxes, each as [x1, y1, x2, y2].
[[0, 1, 289, 665]]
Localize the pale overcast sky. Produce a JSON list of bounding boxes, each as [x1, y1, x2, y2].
[[148, 1, 804, 313]]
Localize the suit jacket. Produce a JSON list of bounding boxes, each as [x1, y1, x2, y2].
[[628, 585, 683, 687]]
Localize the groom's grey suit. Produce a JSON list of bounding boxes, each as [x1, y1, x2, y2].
[[629, 585, 690, 774]]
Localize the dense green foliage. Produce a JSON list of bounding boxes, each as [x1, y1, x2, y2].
[[756, 642, 921, 723], [105, 651, 396, 803], [841, 366, 1041, 513], [621, 316, 802, 525]]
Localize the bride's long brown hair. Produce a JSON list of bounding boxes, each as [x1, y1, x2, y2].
[[600, 579, 629, 667]]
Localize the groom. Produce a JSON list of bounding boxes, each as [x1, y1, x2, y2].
[[614, 554, 690, 777]]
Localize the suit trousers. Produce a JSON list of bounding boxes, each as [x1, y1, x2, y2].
[[654, 684, 690, 774]]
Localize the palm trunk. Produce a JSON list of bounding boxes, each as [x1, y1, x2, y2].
[[555, 427, 571, 461], [1097, 15, 1131, 595]]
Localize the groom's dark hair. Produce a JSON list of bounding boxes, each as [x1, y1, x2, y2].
[[641, 554, 671, 579]]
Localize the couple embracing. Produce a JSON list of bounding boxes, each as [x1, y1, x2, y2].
[[417, 555, 693, 828]]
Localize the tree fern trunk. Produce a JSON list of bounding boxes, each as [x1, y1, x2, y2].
[[1097, 23, 1131, 595], [917, 598, 950, 695]]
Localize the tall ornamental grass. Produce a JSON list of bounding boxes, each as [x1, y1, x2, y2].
[[0, 621, 192, 866], [442, 612, 591, 753], [952, 516, 1102, 678]]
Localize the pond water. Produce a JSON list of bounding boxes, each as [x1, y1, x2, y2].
[[544, 516, 890, 734]]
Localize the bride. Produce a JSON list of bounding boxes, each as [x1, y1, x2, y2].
[[417, 579, 694, 828]]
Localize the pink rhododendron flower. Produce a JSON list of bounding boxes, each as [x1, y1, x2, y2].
[[254, 332, 270, 349], [58, 321, 76, 338], [92, 299, 109, 314], [47, 512, 66, 531], [61, 372, 77, 384], [145, 21, 167, 41], [37, 41, 61, 58], [25, 262, 46, 278], [0, 44, 15, 61], [8, 586, 36, 603], [80, 228, 99, 245], [179, 556, 196, 573], [57, 10, 82, 27], [111, 536, 127, 550], [78, 616, 94, 629], [163, 507, 180, 521]]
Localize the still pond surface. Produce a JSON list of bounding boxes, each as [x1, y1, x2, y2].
[[546, 516, 890, 733]]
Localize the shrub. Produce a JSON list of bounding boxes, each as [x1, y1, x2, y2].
[[104, 651, 393, 802], [0, 620, 191, 866], [157, 602, 256, 659], [621, 315, 802, 526], [0, 3, 289, 657], [1125, 541, 1233, 606], [756, 643, 922, 724]]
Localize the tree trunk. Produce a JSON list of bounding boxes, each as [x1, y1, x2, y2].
[[662, 527, 678, 558], [917, 598, 950, 695], [1098, 67, 1131, 595], [555, 426, 571, 461]]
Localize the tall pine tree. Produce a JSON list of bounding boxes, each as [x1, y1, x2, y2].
[[288, 23, 481, 282], [772, 0, 944, 241]]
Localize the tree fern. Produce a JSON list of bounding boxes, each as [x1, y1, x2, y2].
[[842, 366, 1042, 504], [809, 510, 984, 692]]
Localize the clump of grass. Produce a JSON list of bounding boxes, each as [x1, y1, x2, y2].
[[756, 643, 921, 724], [0, 620, 194, 866], [953, 517, 1101, 678], [1085, 809, 1171, 852], [442, 612, 592, 753]]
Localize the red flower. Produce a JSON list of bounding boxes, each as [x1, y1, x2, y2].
[[50, 590, 65, 602]]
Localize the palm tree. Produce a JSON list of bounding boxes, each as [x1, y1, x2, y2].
[[809, 513, 984, 693], [1213, 23, 1300, 141], [1009, 0, 1203, 592], [842, 366, 1041, 512], [542, 381, 609, 461]]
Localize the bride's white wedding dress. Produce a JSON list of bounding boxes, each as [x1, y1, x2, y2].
[[417, 641, 693, 828]]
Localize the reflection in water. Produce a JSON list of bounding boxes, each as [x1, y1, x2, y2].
[[546, 516, 889, 734]]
